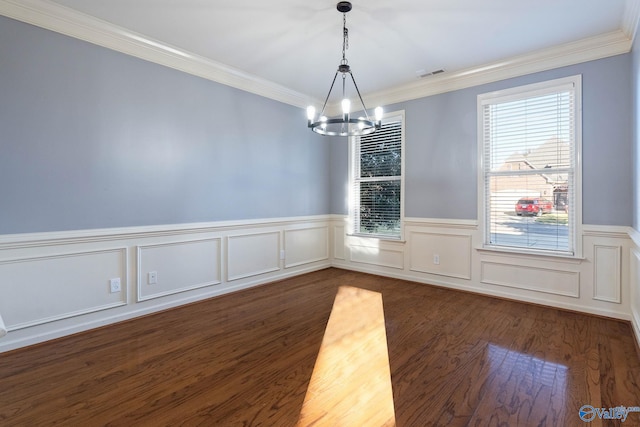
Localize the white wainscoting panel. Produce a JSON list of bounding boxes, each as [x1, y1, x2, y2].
[[0, 216, 332, 353], [0, 215, 634, 352], [630, 247, 640, 346], [0, 248, 127, 330], [333, 225, 346, 260], [284, 227, 329, 269], [409, 231, 471, 280], [227, 231, 281, 281], [593, 244, 621, 303], [332, 217, 632, 320], [348, 237, 404, 270], [137, 238, 221, 302], [480, 261, 580, 298]]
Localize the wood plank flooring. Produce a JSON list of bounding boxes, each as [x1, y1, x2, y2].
[[1, 268, 640, 426]]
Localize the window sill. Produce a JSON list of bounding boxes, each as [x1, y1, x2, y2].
[[476, 245, 585, 263], [347, 233, 406, 244]]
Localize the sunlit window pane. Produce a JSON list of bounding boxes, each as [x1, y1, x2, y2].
[[480, 77, 579, 255], [352, 116, 403, 239]]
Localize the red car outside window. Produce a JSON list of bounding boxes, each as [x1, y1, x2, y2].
[[515, 198, 553, 216]]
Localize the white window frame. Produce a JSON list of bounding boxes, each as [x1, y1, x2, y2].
[[349, 110, 405, 240], [477, 75, 582, 258]]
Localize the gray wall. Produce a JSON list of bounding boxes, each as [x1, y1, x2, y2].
[[331, 54, 633, 226], [0, 16, 329, 234], [2, 15, 632, 233], [633, 39, 640, 231]]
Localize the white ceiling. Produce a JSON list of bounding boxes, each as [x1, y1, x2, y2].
[[6, 0, 638, 107]]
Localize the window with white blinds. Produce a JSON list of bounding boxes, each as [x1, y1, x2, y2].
[[350, 113, 404, 239], [479, 75, 581, 255]]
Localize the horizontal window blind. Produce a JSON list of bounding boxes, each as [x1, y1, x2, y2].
[[352, 119, 402, 238], [481, 79, 577, 254]]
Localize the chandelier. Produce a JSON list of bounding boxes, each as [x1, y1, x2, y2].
[[306, 1, 383, 137]]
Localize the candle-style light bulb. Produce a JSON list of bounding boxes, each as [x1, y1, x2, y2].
[[341, 99, 351, 115], [306, 106, 316, 124], [375, 106, 384, 122], [342, 98, 351, 123]]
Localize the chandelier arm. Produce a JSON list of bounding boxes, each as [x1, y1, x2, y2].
[[348, 71, 371, 120], [320, 71, 340, 117]]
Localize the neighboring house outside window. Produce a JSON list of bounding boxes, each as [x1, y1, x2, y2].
[[478, 75, 582, 256], [350, 112, 405, 239]]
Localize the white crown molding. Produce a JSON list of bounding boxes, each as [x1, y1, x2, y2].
[[0, 0, 314, 109], [624, 0, 640, 40], [365, 30, 633, 108], [0, 0, 635, 111]]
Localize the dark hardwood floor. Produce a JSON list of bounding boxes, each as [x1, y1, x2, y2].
[[1, 268, 639, 426]]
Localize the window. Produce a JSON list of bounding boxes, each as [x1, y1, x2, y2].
[[479, 76, 581, 255], [350, 112, 404, 239]]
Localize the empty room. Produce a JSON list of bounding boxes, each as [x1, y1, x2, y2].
[[2, 0, 640, 425]]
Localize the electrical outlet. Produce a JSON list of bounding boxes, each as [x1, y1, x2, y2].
[[148, 271, 158, 285], [433, 254, 440, 265], [280, 250, 285, 260], [109, 278, 121, 293]]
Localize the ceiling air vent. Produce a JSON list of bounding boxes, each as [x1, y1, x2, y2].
[[416, 69, 445, 78]]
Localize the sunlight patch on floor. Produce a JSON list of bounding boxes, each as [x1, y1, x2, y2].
[[297, 286, 395, 426]]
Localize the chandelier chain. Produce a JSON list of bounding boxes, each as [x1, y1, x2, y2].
[[342, 13, 349, 65]]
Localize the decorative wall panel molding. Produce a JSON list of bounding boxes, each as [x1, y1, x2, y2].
[[326, 220, 638, 362], [630, 248, 640, 347], [0, 248, 127, 330], [0, 216, 331, 353], [349, 244, 404, 270], [333, 217, 633, 320], [480, 261, 580, 298], [333, 225, 346, 260], [137, 238, 221, 302], [0, 216, 634, 352], [593, 244, 621, 303], [409, 231, 472, 280], [284, 226, 329, 269], [227, 231, 281, 281]]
